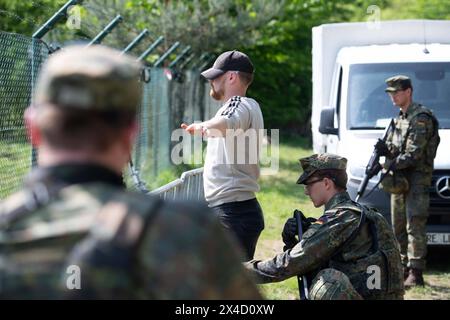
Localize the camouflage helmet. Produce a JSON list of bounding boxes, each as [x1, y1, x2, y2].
[[385, 75, 412, 93], [297, 153, 347, 184], [309, 268, 363, 300], [380, 170, 410, 194], [34, 45, 143, 112]]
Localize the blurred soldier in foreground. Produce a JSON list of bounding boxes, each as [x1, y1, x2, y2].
[[0, 45, 261, 299], [375, 75, 440, 288], [245, 153, 404, 300]]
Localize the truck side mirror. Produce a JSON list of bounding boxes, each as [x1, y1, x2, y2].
[[319, 107, 338, 135]]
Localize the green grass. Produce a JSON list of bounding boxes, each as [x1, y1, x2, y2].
[[404, 248, 450, 300], [0, 140, 31, 199]]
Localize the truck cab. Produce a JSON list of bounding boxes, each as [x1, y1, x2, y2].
[[312, 21, 450, 246]]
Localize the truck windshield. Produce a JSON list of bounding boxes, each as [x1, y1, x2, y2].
[[348, 62, 450, 129]]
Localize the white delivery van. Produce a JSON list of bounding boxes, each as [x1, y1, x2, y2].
[[312, 20, 450, 246]]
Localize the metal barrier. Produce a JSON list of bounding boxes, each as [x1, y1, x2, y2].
[[148, 167, 205, 202]]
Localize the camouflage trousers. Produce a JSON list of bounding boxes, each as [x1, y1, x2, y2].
[[391, 183, 430, 270]]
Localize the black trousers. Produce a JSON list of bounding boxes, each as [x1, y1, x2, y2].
[[211, 198, 264, 260]]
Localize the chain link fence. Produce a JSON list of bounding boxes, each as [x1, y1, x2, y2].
[[0, 31, 219, 199], [126, 67, 220, 191], [0, 31, 48, 198]]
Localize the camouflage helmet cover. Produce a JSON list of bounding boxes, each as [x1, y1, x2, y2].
[[297, 153, 347, 184], [34, 45, 143, 112]]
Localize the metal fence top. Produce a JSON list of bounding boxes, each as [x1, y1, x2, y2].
[[148, 167, 203, 196]]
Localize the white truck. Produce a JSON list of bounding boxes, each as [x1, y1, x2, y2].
[[312, 20, 450, 246]]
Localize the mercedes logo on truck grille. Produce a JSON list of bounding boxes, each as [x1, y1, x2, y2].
[[436, 176, 450, 199]]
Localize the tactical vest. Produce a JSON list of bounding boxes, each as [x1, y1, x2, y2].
[[0, 182, 161, 299], [324, 203, 405, 299], [391, 104, 440, 171]]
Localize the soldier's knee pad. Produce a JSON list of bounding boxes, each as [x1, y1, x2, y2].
[[309, 268, 363, 300]]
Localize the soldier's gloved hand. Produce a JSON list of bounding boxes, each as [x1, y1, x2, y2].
[[295, 209, 317, 232], [390, 158, 397, 171], [383, 158, 397, 172], [303, 217, 317, 229], [374, 139, 390, 157], [281, 211, 317, 251], [282, 217, 298, 251]]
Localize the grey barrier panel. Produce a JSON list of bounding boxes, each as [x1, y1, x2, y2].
[[148, 167, 205, 202]]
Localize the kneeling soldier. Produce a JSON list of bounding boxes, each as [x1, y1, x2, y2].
[[245, 153, 404, 300]]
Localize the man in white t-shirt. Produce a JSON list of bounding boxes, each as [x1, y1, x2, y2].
[[181, 50, 264, 260]]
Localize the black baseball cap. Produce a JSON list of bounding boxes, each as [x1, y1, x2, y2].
[[201, 50, 254, 80]]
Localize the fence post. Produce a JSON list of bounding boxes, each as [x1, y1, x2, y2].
[[190, 52, 210, 69], [153, 42, 180, 67], [31, 0, 83, 167], [137, 36, 164, 62], [121, 29, 149, 54], [168, 45, 191, 69], [198, 55, 215, 72], [87, 14, 123, 46], [178, 53, 195, 71], [32, 0, 82, 39]]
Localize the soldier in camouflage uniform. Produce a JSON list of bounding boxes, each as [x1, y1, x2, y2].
[[245, 153, 404, 300], [375, 75, 440, 288], [0, 45, 261, 299]]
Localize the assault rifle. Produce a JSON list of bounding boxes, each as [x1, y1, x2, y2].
[[294, 209, 309, 300], [355, 118, 395, 202]]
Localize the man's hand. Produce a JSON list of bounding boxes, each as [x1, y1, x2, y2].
[[374, 139, 390, 157], [181, 123, 206, 136]]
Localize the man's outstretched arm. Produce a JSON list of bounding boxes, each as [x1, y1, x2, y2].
[[181, 117, 228, 137]]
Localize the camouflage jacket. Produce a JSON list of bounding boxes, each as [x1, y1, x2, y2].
[[245, 192, 404, 299], [386, 102, 440, 180], [0, 164, 261, 299]]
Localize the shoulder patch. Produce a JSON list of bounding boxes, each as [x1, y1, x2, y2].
[[411, 110, 433, 125], [415, 113, 432, 121], [416, 120, 426, 127], [314, 217, 326, 225]]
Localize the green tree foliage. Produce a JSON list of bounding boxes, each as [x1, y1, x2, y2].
[[124, 0, 284, 53], [245, 0, 447, 131], [0, 0, 447, 132], [76, 0, 285, 63], [0, 0, 63, 36], [246, 0, 359, 132]]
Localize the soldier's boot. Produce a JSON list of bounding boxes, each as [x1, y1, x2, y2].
[[404, 268, 424, 288]]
